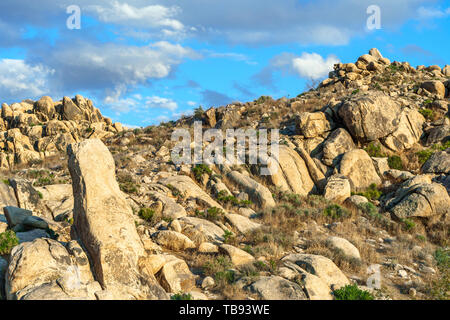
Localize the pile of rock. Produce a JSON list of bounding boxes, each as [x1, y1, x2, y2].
[[0, 95, 123, 169]]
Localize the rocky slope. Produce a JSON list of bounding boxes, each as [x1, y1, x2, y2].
[[0, 48, 448, 300]]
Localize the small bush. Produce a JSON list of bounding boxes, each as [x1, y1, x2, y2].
[[365, 142, 385, 158], [194, 106, 205, 119], [416, 149, 434, 165], [171, 293, 193, 300], [323, 204, 350, 219], [196, 207, 225, 222], [388, 156, 403, 170], [254, 96, 273, 105], [333, 284, 374, 300], [401, 218, 416, 231], [223, 230, 235, 244], [0, 230, 19, 255], [419, 108, 433, 120], [139, 208, 157, 223], [192, 164, 212, 181], [355, 184, 382, 201]]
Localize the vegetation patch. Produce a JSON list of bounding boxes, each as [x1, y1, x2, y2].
[[333, 284, 374, 300], [0, 230, 19, 255]]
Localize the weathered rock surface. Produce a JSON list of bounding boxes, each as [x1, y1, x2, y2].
[[326, 236, 361, 261], [338, 92, 401, 142], [227, 171, 275, 209], [282, 254, 350, 289], [422, 150, 450, 174], [322, 128, 355, 166], [68, 138, 167, 299], [339, 149, 382, 191], [323, 175, 351, 203], [387, 182, 450, 219], [219, 244, 255, 266], [247, 276, 307, 300]]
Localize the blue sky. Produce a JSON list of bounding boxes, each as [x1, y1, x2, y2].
[[0, 0, 449, 127]]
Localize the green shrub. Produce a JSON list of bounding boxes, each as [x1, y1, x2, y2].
[[196, 207, 225, 222], [223, 230, 235, 244], [333, 284, 374, 300], [434, 248, 449, 270], [139, 208, 156, 223], [388, 156, 404, 170], [254, 96, 273, 105], [401, 218, 416, 231], [365, 142, 385, 158], [417, 149, 434, 165], [194, 106, 205, 119], [0, 230, 19, 255], [171, 293, 193, 300], [192, 164, 212, 181], [354, 184, 382, 201], [323, 204, 350, 219], [419, 108, 433, 120]]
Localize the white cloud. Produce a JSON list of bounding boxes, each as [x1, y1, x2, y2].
[[87, 1, 184, 31], [291, 53, 340, 80], [0, 59, 54, 102], [187, 101, 197, 106], [254, 52, 339, 88], [417, 6, 450, 19], [146, 96, 178, 111], [43, 40, 198, 98]]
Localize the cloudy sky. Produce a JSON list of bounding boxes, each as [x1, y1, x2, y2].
[[0, 0, 449, 127]]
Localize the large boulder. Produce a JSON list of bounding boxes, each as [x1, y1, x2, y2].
[[323, 175, 351, 203], [227, 171, 275, 209], [34, 96, 55, 120], [422, 150, 450, 174], [326, 236, 361, 261], [62, 96, 86, 121], [156, 255, 196, 293], [338, 93, 401, 142], [5, 238, 98, 300], [247, 276, 307, 300], [282, 254, 350, 289], [159, 175, 223, 209], [296, 112, 333, 138], [219, 244, 255, 266], [387, 182, 450, 219], [68, 139, 167, 299], [0, 182, 18, 208], [322, 128, 355, 166], [224, 214, 261, 234], [339, 149, 382, 191], [421, 81, 446, 99], [383, 108, 425, 152], [154, 230, 196, 251], [264, 145, 316, 197]]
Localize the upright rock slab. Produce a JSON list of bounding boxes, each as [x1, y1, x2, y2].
[[68, 139, 167, 299]]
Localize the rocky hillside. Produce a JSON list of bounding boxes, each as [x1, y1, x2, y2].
[[0, 95, 123, 170], [0, 48, 448, 300]]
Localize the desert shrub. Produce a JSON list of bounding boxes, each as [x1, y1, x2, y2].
[[333, 284, 374, 300], [194, 106, 205, 119], [388, 156, 404, 170], [323, 204, 350, 219], [171, 293, 193, 300], [429, 248, 449, 300], [0, 230, 19, 255], [365, 142, 385, 158], [419, 108, 433, 120], [417, 149, 434, 165], [355, 183, 382, 200], [195, 207, 225, 222], [192, 164, 212, 181], [203, 255, 234, 285], [117, 172, 139, 194], [138, 208, 157, 223], [254, 96, 273, 105], [401, 218, 416, 231]]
